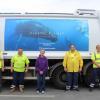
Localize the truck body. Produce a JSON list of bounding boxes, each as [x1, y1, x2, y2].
[[0, 9, 100, 89]]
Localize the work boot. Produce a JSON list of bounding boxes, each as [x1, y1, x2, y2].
[[36, 90, 40, 94], [19, 85, 24, 93], [98, 83, 100, 88], [73, 87, 79, 91], [73, 86, 79, 91], [41, 90, 45, 94], [65, 85, 71, 91], [10, 85, 16, 92], [0, 84, 2, 92], [89, 83, 94, 92], [0, 87, 2, 92]]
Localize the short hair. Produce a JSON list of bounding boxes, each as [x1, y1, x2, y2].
[[40, 48, 45, 52], [18, 48, 23, 50], [96, 44, 100, 49], [69, 44, 75, 48]]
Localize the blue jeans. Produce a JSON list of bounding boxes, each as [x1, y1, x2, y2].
[[90, 68, 100, 87], [12, 71, 25, 86], [37, 74, 46, 92], [66, 72, 79, 88]]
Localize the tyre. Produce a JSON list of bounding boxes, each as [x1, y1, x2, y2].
[[51, 66, 66, 89], [84, 62, 93, 86]]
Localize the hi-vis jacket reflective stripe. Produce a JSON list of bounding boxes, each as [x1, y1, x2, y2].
[[0, 51, 3, 69], [63, 50, 83, 72], [91, 53, 100, 68]]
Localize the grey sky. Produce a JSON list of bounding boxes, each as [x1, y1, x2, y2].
[[0, 0, 99, 13]]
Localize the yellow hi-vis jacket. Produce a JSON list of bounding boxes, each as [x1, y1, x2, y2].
[[91, 52, 100, 68], [63, 50, 83, 72], [11, 53, 30, 72], [0, 51, 3, 69]]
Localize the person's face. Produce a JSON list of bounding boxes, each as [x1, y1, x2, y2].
[[70, 45, 76, 51], [96, 45, 100, 52], [40, 50, 45, 56], [18, 49, 23, 55]]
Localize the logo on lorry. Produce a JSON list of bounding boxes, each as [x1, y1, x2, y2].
[[4, 19, 89, 51]]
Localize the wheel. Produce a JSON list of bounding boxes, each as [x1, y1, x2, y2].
[[51, 66, 66, 89], [84, 62, 93, 86]]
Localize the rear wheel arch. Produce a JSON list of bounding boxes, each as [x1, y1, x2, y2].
[[83, 61, 93, 86]]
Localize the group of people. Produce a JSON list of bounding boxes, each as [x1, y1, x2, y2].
[[0, 44, 100, 94], [63, 44, 100, 92], [0, 48, 48, 94]]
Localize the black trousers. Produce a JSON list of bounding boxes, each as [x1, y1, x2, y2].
[[0, 69, 2, 89]]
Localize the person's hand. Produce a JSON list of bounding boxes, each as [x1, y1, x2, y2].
[[25, 68, 28, 72], [98, 64, 100, 68], [64, 67, 67, 72], [40, 71, 43, 75], [2, 67, 4, 72], [11, 67, 13, 73], [79, 68, 82, 72]]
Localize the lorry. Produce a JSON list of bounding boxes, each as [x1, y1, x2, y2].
[[0, 9, 100, 89]]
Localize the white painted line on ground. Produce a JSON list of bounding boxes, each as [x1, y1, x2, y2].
[[0, 95, 55, 98]]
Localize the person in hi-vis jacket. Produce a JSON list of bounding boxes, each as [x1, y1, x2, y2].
[[63, 44, 83, 91]]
